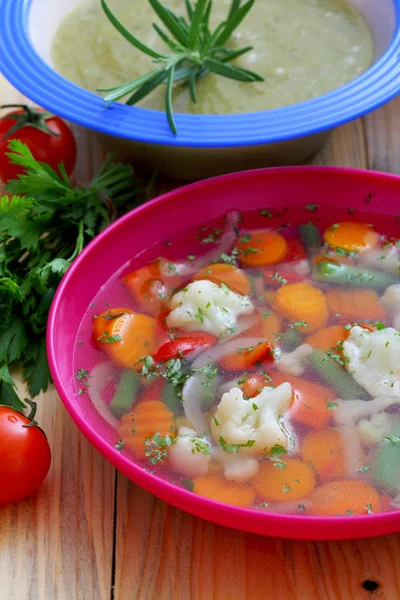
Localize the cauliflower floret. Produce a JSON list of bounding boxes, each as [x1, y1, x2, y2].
[[342, 326, 400, 398], [169, 427, 212, 478], [357, 413, 393, 446], [214, 447, 259, 482], [277, 344, 313, 377], [293, 259, 311, 278], [166, 280, 254, 337], [211, 383, 293, 455], [381, 284, 400, 330]]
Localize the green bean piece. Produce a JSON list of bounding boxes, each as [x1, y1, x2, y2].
[[372, 420, 400, 493], [109, 370, 141, 417], [299, 223, 322, 255], [308, 349, 371, 400], [162, 382, 184, 416], [313, 260, 399, 289], [280, 329, 303, 352]]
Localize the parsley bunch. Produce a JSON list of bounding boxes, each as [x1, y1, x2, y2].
[[0, 140, 143, 410]]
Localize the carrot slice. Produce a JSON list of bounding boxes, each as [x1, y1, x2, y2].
[[323, 221, 379, 254], [194, 263, 251, 296], [123, 258, 182, 316], [272, 373, 333, 429], [220, 341, 274, 371], [326, 289, 387, 324], [306, 325, 347, 351], [193, 474, 255, 507], [301, 429, 345, 482], [244, 311, 282, 341], [308, 480, 382, 516], [274, 282, 329, 332], [93, 309, 156, 370], [120, 399, 175, 457], [253, 459, 316, 503], [236, 230, 288, 267]]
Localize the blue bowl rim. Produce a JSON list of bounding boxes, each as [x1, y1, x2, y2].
[[0, 0, 400, 148]]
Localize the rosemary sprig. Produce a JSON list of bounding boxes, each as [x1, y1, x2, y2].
[[99, 0, 263, 134]]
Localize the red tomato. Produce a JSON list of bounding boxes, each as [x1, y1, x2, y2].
[[0, 406, 51, 505], [0, 104, 77, 182], [154, 333, 217, 362], [285, 238, 306, 261]]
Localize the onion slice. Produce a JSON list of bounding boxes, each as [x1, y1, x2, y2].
[[87, 362, 120, 430], [182, 373, 221, 434], [192, 337, 267, 369]]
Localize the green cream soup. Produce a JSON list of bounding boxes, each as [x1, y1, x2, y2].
[[52, 0, 374, 114]]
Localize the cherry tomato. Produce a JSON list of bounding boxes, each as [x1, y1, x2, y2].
[[0, 104, 77, 182], [154, 333, 217, 362], [0, 405, 51, 505]]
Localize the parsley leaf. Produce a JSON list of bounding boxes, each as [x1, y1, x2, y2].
[[0, 139, 141, 409]]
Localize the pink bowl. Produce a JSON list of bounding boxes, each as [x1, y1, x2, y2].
[[47, 166, 400, 540]]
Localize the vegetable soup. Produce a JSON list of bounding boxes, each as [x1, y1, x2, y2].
[[74, 205, 400, 516]]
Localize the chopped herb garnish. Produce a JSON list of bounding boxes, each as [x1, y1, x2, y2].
[[358, 466, 371, 473], [291, 320, 309, 329], [260, 209, 272, 218], [327, 401, 338, 411], [386, 435, 400, 444], [262, 310, 273, 319], [196, 308, 204, 323], [75, 368, 89, 381], [252, 403, 258, 411], [102, 312, 126, 321], [219, 436, 256, 454], [305, 204, 318, 212], [298, 504, 306, 511], [366, 503, 373, 514], [270, 272, 288, 285], [220, 283, 230, 295], [97, 333, 123, 344], [187, 255, 196, 260], [190, 435, 212, 455], [269, 444, 287, 457], [346, 509, 354, 516], [114, 440, 125, 453], [239, 234, 252, 243], [144, 432, 174, 464], [282, 486, 292, 493], [213, 416, 220, 427], [168, 262, 177, 273]]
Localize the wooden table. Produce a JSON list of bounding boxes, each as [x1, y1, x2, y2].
[[1, 74, 400, 600]]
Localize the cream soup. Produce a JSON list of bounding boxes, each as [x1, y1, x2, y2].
[[52, 0, 374, 114]]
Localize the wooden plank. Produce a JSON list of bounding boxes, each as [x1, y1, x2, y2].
[[0, 77, 116, 600], [364, 96, 400, 174], [311, 118, 369, 169]]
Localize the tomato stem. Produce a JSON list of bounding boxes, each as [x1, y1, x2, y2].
[[23, 398, 38, 422], [0, 104, 61, 140]]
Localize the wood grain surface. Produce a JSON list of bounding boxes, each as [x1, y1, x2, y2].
[[1, 74, 400, 600]]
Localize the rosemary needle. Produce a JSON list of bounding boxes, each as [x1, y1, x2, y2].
[[99, 0, 264, 134]]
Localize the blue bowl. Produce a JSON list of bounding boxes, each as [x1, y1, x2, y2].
[[1, 0, 400, 179]]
